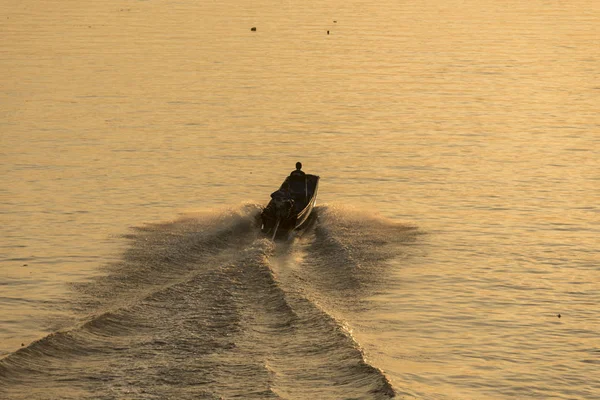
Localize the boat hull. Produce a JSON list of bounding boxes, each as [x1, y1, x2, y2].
[[260, 174, 319, 240]]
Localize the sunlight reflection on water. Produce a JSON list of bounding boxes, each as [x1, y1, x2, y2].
[[1, 0, 598, 398]]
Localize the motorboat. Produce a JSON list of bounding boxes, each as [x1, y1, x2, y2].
[[260, 174, 320, 240]]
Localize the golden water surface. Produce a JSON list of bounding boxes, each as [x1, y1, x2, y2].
[[1, 0, 599, 398]]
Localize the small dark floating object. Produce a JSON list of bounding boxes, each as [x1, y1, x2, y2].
[[250, 27, 256, 31], [327, 30, 329, 35], [21, 343, 25, 347], [558, 314, 561, 318], [334, 20, 337, 23], [23, 264, 28, 266]]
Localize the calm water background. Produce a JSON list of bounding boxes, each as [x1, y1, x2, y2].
[[1, 0, 599, 398]]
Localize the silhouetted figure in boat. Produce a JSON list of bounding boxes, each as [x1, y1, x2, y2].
[[285, 162, 309, 207], [290, 161, 305, 177]]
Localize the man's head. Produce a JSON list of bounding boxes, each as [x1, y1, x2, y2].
[[296, 162, 302, 170]]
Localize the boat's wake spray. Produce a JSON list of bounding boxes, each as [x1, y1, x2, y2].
[[271, 218, 280, 241]]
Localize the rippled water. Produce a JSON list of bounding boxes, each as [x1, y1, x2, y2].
[[1, 0, 599, 398]]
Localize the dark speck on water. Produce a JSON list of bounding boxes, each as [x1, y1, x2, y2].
[[250, 27, 256, 31], [558, 314, 561, 318]]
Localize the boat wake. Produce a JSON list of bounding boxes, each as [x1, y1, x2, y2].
[[0, 203, 419, 399]]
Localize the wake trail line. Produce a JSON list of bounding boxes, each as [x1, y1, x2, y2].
[[1, 203, 420, 399]]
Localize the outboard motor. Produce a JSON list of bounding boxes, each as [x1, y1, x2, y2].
[[261, 189, 294, 236]]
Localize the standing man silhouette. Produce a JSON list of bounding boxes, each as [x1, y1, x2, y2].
[[290, 162, 305, 177]]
